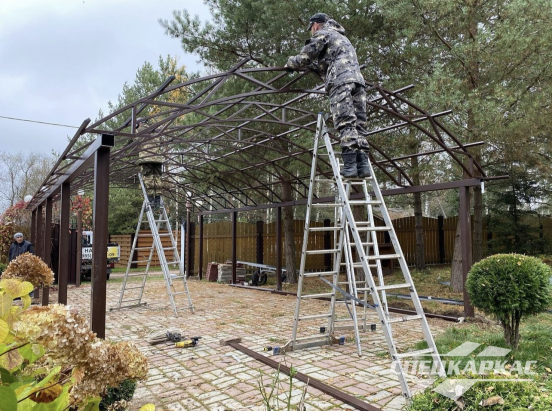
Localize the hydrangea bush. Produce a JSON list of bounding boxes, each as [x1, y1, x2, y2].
[[0, 255, 150, 410]]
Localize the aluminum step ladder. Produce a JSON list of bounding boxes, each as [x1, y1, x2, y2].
[[111, 173, 194, 316], [286, 114, 444, 399]]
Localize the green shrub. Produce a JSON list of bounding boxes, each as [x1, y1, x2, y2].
[[466, 254, 552, 348], [100, 379, 137, 411], [408, 375, 552, 410], [0, 262, 6, 275]]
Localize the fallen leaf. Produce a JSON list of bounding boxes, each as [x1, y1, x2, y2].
[[479, 396, 505, 406], [455, 397, 465, 409], [545, 367, 551, 373]]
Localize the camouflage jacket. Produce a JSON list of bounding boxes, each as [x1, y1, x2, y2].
[[286, 19, 365, 92]]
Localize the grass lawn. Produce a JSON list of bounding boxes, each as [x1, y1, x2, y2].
[[265, 264, 467, 316], [406, 313, 552, 410]]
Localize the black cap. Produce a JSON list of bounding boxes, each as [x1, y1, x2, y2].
[[307, 13, 330, 31]]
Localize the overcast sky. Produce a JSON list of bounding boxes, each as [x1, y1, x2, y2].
[[0, 0, 210, 156]]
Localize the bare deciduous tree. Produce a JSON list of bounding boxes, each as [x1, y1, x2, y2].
[[0, 151, 55, 213]]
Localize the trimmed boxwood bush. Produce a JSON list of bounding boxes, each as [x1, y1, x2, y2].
[[466, 254, 552, 348]]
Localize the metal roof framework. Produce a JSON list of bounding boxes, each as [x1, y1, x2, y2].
[[27, 59, 487, 213]]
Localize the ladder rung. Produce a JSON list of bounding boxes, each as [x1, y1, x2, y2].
[[349, 242, 374, 247], [393, 348, 434, 359], [339, 262, 379, 269], [131, 260, 151, 263], [387, 315, 423, 324], [125, 273, 148, 278], [305, 249, 340, 255], [163, 247, 177, 251], [137, 233, 171, 237], [366, 254, 401, 260], [309, 227, 340, 232], [298, 314, 331, 321], [301, 293, 334, 299], [134, 247, 154, 251], [303, 270, 338, 277], [153, 219, 169, 223], [376, 283, 412, 291], [355, 226, 392, 232], [171, 292, 189, 296], [348, 200, 381, 205], [344, 178, 373, 183], [312, 203, 342, 207]]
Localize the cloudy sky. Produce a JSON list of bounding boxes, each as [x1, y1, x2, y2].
[[0, 0, 210, 156]]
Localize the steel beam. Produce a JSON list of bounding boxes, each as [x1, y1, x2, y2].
[[460, 185, 474, 317], [231, 211, 237, 284], [58, 182, 70, 304], [90, 146, 111, 339], [42, 197, 52, 306], [276, 207, 282, 291], [198, 215, 204, 280]]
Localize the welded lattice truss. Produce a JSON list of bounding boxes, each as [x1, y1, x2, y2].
[[29, 59, 485, 211]]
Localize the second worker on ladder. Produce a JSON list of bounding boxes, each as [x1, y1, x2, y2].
[[136, 118, 169, 207], [286, 12, 370, 179]]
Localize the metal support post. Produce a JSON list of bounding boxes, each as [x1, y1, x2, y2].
[[276, 206, 282, 291], [232, 211, 237, 284], [460, 185, 474, 317], [90, 146, 110, 338], [58, 182, 70, 304], [198, 215, 204, 280], [42, 197, 52, 306]]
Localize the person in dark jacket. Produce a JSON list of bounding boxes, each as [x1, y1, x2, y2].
[[8, 232, 35, 262], [286, 12, 370, 178]]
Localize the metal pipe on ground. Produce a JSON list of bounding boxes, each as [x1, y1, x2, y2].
[[220, 337, 383, 411]]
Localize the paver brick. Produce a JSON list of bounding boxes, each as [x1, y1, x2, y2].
[[52, 277, 451, 410]]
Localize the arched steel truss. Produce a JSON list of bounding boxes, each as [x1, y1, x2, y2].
[[29, 59, 485, 211]]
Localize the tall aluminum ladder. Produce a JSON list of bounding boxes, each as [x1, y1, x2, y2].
[[111, 173, 194, 316], [287, 114, 445, 399]]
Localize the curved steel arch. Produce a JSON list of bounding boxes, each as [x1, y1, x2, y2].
[[29, 59, 485, 212]]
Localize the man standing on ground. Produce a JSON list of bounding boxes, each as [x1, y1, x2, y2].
[[286, 12, 370, 178], [9, 232, 35, 262]]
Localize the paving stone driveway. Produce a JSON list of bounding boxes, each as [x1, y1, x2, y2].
[[50, 277, 451, 411]]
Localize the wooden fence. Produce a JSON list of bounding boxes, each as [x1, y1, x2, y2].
[[110, 215, 487, 274]]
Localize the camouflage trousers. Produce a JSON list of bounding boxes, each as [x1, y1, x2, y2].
[[140, 163, 169, 192], [328, 82, 369, 149]]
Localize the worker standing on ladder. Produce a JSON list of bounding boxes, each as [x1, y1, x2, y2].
[[136, 118, 167, 207], [285, 12, 370, 179]]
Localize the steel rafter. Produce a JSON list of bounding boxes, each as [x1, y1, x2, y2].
[[29, 59, 487, 212]]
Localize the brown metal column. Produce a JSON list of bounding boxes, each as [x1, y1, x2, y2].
[[231, 211, 237, 284], [42, 197, 52, 306], [198, 215, 204, 280], [460, 186, 474, 317], [276, 207, 282, 291], [36, 205, 43, 258], [58, 182, 70, 304], [31, 209, 37, 249], [186, 205, 192, 276], [75, 209, 82, 287], [34, 204, 43, 299], [90, 146, 110, 339], [256, 220, 263, 265]]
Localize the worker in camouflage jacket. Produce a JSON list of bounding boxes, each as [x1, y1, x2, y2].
[[286, 13, 370, 178], [136, 118, 168, 208]]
